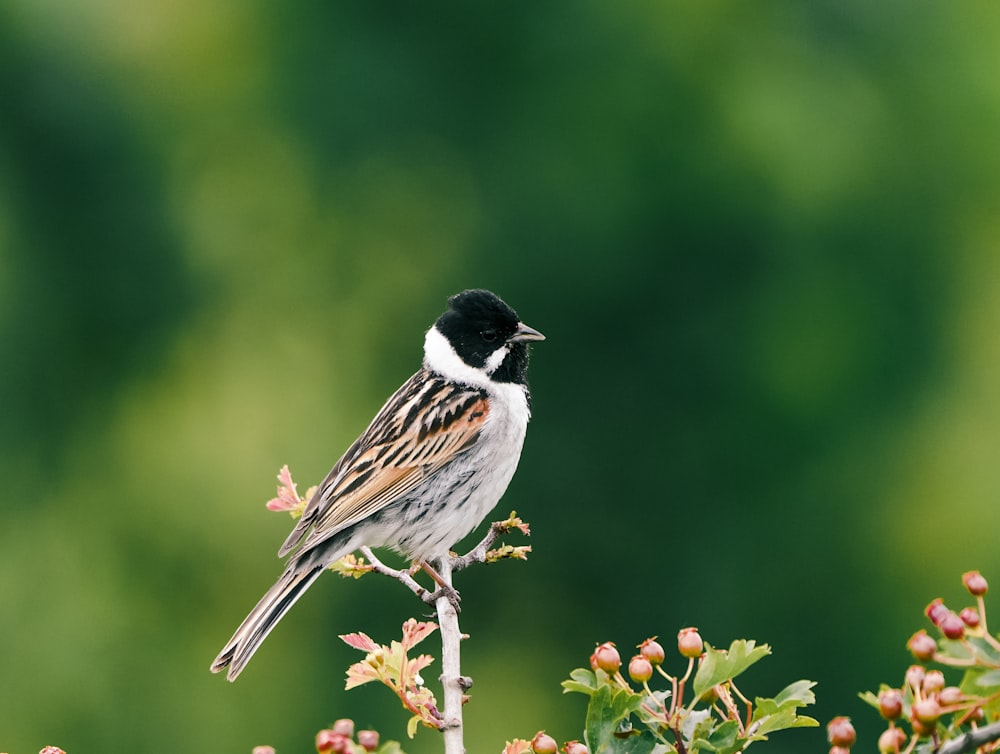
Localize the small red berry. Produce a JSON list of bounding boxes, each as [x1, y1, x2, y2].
[[563, 741, 590, 754], [963, 571, 989, 596], [912, 698, 942, 725], [357, 730, 379, 752], [878, 689, 903, 720], [639, 638, 665, 666], [925, 598, 948, 626], [960, 607, 981, 628], [592, 642, 621, 674], [628, 655, 653, 683], [827, 716, 856, 747], [907, 630, 937, 661], [878, 727, 907, 753], [922, 670, 945, 693], [332, 719, 355, 737], [940, 612, 966, 640], [677, 627, 704, 658], [531, 731, 558, 754]]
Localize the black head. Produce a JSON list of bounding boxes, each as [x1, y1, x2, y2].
[[433, 289, 544, 384]]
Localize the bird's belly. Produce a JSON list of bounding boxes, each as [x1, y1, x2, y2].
[[376, 403, 528, 561]]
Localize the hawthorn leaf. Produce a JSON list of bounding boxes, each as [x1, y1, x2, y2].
[[502, 740, 534, 754], [400, 619, 438, 650], [345, 660, 380, 690], [562, 668, 599, 696], [772, 679, 816, 707], [690, 718, 739, 754], [692, 640, 771, 699], [585, 684, 644, 753], [340, 631, 379, 652]]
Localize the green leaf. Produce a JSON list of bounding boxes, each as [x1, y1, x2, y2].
[[692, 640, 771, 699], [605, 730, 659, 754], [772, 679, 816, 707], [375, 742, 406, 754], [858, 690, 880, 710], [973, 669, 1000, 689], [690, 719, 739, 753], [406, 714, 420, 739], [562, 667, 599, 696], [585, 684, 645, 753], [961, 665, 1000, 720], [748, 681, 818, 738]]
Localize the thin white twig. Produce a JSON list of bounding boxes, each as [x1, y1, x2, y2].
[[355, 517, 529, 754], [435, 557, 466, 754], [358, 547, 434, 603]]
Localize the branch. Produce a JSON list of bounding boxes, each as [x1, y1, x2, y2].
[[935, 721, 1000, 754], [347, 514, 530, 754], [451, 512, 530, 572], [434, 557, 467, 754], [357, 547, 436, 604]]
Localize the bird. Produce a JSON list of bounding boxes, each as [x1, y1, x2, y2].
[[210, 289, 545, 681]]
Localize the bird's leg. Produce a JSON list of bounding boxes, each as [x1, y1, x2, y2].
[[418, 558, 462, 610], [358, 547, 434, 603]]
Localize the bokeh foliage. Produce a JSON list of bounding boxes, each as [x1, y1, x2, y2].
[[2, 1, 1000, 752]]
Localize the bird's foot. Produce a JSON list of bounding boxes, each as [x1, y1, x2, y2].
[[426, 582, 462, 611], [415, 559, 462, 610]]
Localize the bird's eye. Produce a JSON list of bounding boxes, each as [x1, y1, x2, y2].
[[481, 329, 499, 343]]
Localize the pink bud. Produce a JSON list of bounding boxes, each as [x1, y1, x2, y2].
[[591, 642, 621, 674], [827, 716, 856, 747], [357, 730, 379, 752], [907, 630, 936, 661], [531, 731, 558, 754], [940, 612, 965, 640], [677, 627, 704, 658], [963, 571, 988, 596]]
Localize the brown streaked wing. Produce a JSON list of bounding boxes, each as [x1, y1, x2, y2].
[[283, 374, 490, 557]]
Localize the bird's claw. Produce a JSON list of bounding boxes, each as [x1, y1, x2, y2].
[[425, 583, 462, 611]]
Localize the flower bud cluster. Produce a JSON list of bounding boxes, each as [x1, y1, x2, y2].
[[314, 719, 380, 753], [543, 629, 708, 754], [864, 571, 996, 751]]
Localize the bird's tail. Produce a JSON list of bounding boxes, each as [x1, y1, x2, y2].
[[210, 559, 326, 681]]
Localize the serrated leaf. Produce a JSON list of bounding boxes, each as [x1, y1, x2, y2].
[[749, 681, 818, 738], [772, 679, 816, 707], [585, 684, 646, 753], [692, 640, 771, 699], [400, 618, 438, 650], [710, 720, 742, 754], [609, 730, 659, 753], [340, 631, 379, 651], [501, 739, 534, 754], [375, 742, 405, 754], [563, 667, 599, 696]]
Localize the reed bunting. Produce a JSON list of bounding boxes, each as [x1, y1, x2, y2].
[[211, 289, 544, 680]]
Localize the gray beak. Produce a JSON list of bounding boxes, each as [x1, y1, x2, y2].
[[509, 322, 546, 343]]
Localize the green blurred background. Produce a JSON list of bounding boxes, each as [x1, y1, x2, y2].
[[3, 1, 1000, 752]]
